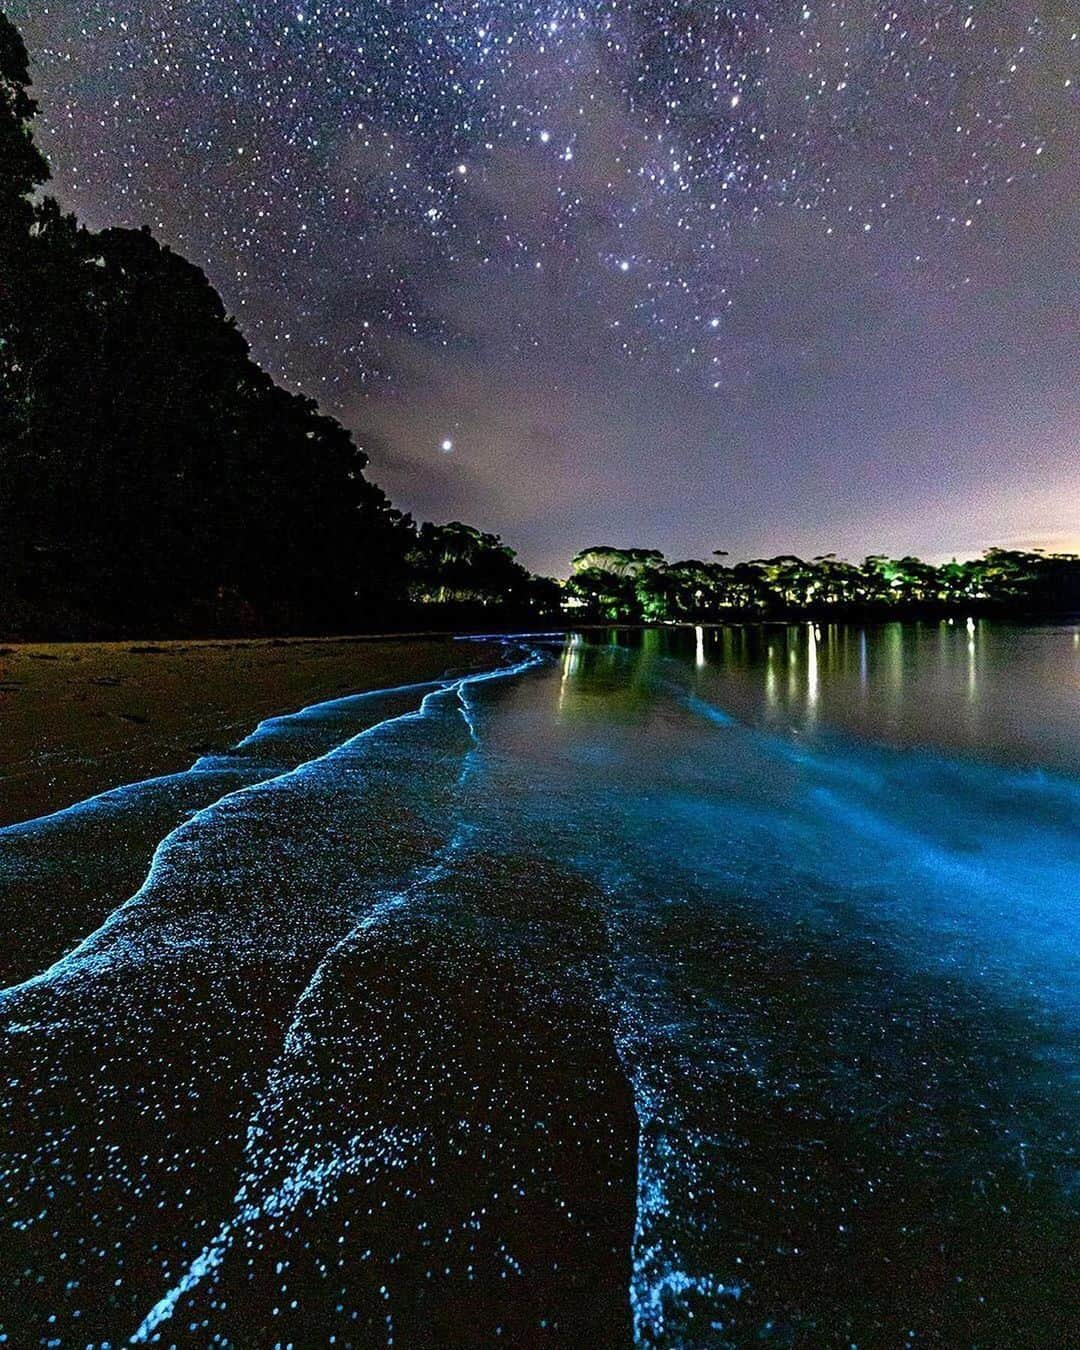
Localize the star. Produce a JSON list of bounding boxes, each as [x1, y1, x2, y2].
[[12, 0, 1074, 573]]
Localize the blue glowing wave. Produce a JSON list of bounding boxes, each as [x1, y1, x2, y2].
[[2, 631, 1075, 1346]]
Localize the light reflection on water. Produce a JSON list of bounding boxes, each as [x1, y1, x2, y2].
[[570, 619, 1079, 776], [0, 622, 1075, 1347], [482, 622, 1079, 1343]]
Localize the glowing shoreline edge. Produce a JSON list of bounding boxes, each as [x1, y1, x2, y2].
[[16, 632, 1075, 1343], [0, 644, 543, 1001], [127, 651, 541, 1342], [130, 844, 474, 1343], [0, 662, 523, 841]]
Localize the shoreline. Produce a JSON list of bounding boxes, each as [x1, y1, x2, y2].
[[3, 613, 1074, 829], [3, 598, 1075, 650], [0, 634, 511, 829]]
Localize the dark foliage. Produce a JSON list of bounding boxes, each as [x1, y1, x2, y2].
[[565, 545, 1080, 623], [1, 15, 1074, 639], [406, 521, 561, 625], [1, 13, 417, 638]]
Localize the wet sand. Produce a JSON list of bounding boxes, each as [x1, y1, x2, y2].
[[0, 634, 505, 827], [0, 646, 637, 1347]]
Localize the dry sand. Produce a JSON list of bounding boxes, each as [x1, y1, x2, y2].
[[0, 634, 508, 828]]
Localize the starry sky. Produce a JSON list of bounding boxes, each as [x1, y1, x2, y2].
[[11, 1, 1079, 574]]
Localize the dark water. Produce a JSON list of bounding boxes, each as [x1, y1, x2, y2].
[[0, 623, 1077, 1347]]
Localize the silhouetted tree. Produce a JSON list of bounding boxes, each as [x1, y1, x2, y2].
[[0, 13, 409, 637], [561, 546, 1078, 624], [2, 16, 1076, 639], [0, 13, 47, 235], [0, 13, 50, 451], [407, 521, 559, 622]]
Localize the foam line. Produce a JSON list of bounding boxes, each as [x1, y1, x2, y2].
[[0, 675, 457, 839], [0, 647, 542, 1001], [128, 656, 540, 1342]]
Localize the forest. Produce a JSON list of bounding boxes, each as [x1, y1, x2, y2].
[[562, 545, 1080, 623], [0, 14, 553, 638], [1, 13, 1075, 639]]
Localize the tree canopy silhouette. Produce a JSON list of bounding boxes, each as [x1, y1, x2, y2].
[[562, 544, 1079, 622], [1, 13, 413, 638], [0, 13, 1075, 639], [407, 521, 559, 619]]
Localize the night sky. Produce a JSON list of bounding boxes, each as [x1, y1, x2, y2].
[[12, 2, 1078, 574]]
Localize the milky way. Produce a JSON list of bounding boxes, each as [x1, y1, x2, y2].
[[11, 2, 1078, 570]]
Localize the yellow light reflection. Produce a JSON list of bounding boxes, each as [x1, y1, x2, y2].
[[807, 622, 819, 709]]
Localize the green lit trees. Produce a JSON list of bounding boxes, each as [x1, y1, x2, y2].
[[569, 546, 665, 579], [555, 546, 1078, 624], [564, 546, 660, 620], [407, 521, 560, 620], [563, 567, 640, 621]]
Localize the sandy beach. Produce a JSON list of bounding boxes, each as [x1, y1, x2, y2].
[[0, 634, 506, 827]]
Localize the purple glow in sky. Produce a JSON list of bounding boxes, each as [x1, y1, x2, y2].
[[13, 1, 1078, 573]]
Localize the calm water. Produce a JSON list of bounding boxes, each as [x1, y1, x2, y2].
[[0, 622, 1077, 1346]]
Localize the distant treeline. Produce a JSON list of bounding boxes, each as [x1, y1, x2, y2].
[[561, 546, 1080, 623], [1, 15, 1075, 640]]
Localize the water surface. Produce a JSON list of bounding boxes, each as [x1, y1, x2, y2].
[[0, 622, 1076, 1346]]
